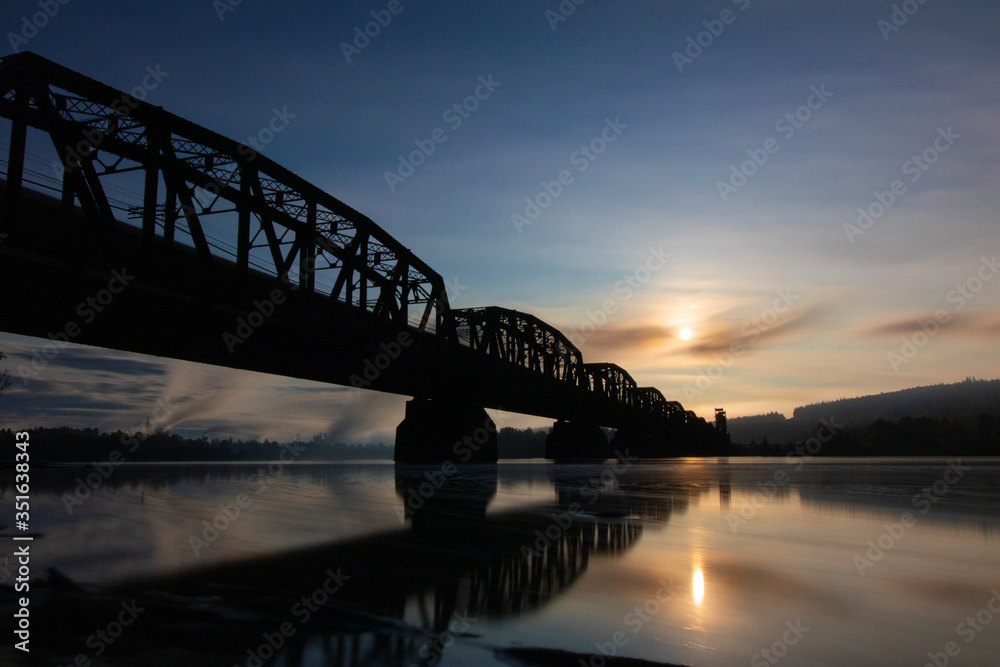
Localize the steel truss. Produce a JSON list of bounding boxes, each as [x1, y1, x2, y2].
[[453, 306, 582, 384], [0, 52, 452, 334]]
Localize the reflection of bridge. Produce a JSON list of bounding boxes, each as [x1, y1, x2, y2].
[[12, 465, 671, 667], [0, 52, 727, 461]]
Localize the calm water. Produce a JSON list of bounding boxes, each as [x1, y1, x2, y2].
[[2, 457, 999, 666]]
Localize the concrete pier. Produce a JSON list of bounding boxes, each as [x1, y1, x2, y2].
[[394, 398, 498, 463], [544, 419, 610, 460]]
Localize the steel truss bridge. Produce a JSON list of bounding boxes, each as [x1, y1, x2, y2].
[[0, 52, 726, 460]]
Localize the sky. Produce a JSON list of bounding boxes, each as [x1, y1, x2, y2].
[[1, 0, 999, 444]]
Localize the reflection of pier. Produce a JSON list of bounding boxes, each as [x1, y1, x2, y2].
[[10, 465, 657, 667], [394, 465, 644, 628], [549, 466, 691, 523]]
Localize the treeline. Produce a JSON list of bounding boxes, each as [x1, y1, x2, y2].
[[725, 412, 794, 445], [497, 426, 549, 458], [0, 425, 553, 463], [735, 412, 999, 456], [8, 411, 994, 462], [0, 427, 394, 463]]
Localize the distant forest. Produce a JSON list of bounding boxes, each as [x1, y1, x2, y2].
[[0, 425, 551, 463], [727, 377, 1000, 455]]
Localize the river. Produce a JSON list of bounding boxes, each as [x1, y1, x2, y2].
[[2, 457, 999, 666]]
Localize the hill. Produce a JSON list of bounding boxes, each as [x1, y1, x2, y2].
[[791, 377, 1000, 425], [727, 377, 1000, 454]]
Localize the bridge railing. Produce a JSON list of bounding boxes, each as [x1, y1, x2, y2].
[[0, 52, 454, 337]]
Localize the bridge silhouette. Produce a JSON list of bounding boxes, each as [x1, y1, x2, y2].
[[0, 52, 727, 461]]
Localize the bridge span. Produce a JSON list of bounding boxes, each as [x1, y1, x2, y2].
[[0, 52, 728, 461]]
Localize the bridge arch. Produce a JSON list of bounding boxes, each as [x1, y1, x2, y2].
[[452, 307, 583, 384], [581, 363, 637, 408], [633, 387, 687, 421], [0, 51, 453, 336]]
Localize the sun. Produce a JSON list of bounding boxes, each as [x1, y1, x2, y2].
[[679, 328, 693, 340]]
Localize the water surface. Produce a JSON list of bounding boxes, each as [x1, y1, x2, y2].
[[2, 457, 998, 666]]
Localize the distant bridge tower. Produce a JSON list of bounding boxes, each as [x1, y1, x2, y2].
[[715, 407, 728, 435]]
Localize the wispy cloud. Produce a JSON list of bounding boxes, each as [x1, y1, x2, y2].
[[575, 324, 672, 359], [685, 305, 829, 359], [862, 310, 1000, 339]]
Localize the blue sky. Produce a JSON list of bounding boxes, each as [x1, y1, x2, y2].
[[2, 0, 999, 443]]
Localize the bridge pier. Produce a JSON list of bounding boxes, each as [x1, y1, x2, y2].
[[544, 419, 611, 461], [610, 425, 667, 458], [394, 398, 498, 464]]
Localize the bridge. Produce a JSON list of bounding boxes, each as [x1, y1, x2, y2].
[[0, 52, 728, 461]]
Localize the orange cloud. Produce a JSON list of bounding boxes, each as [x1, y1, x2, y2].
[[574, 324, 671, 360], [685, 305, 828, 359]]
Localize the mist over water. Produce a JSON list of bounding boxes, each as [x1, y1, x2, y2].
[[2, 457, 999, 666]]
